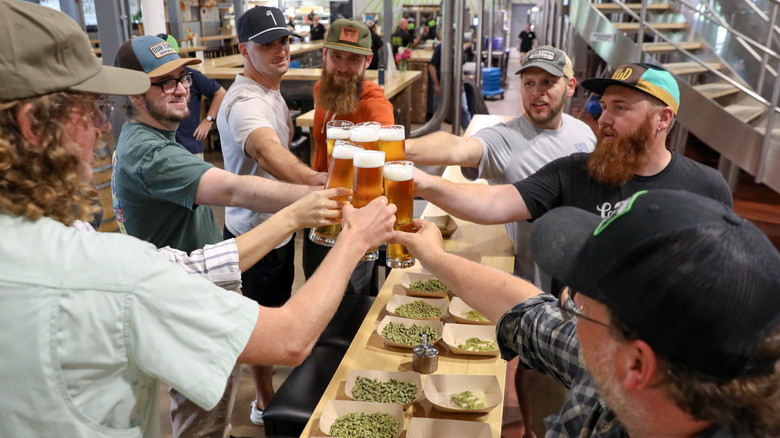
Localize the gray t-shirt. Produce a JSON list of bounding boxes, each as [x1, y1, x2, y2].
[[218, 74, 294, 244], [462, 113, 596, 283]]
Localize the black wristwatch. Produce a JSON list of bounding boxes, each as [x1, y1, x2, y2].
[[206, 115, 214, 122]]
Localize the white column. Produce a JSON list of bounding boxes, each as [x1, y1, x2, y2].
[[141, 0, 167, 36]]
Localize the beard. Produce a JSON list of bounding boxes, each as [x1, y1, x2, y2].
[[315, 64, 364, 116], [142, 94, 190, 125], [524, 90, 566, 127], [587, 113, 656, 186]]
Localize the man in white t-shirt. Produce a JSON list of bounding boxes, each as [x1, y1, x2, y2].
[[217, 5, 328, 426], [406, 46, 595, 438]]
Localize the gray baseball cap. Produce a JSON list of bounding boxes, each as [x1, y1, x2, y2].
[[516, 46, 574, 79]]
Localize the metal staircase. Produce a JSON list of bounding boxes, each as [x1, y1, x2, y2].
[[566, 0, 780, 195]]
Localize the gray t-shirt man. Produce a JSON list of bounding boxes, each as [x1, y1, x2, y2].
[[462, 113, 595, 286]]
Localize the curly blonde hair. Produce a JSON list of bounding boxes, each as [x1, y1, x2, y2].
[[0, 92, 100, 226]]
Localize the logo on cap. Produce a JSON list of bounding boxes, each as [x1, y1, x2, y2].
[[612, 67, 634, 81], [340, 26, 360, 43], [150, 42, 176, 59], [529, 49, 556, 61]]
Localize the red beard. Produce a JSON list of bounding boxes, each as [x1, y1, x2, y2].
[[587, 114, 656, 186], [315, 64, 364, 116]]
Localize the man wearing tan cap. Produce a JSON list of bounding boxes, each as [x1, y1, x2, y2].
[[0, 1, 398, 437]]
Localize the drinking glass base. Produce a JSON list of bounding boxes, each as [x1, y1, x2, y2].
[[308, 228, 336, 247], [386, 258, 415, 269], [361, 250, 379, 261]]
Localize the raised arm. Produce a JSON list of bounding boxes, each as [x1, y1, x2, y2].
[[393, 218, 541, 322], [244, 127, 327, 186], [414, 168, 531, 224], [238, 197, 397, 366], [405, 130, 484, 167], [195, 167, 317, 213]]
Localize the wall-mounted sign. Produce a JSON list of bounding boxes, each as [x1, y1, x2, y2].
[[590, 32, 616, 43]]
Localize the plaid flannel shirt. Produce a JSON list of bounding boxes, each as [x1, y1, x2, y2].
[[496, 294, 752, 438]]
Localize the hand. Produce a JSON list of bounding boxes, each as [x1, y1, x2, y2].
[[309, 171, 328, 187], [390, 218, 444, 263], [433, 83, 441, 96], [412, 167, 433, 195], [193, 118, 213, 142], [340, 196, 397, 252], [285, 187, 351, 230]]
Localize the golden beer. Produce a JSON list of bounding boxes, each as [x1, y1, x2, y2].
[[378, 125, 406, 162], [326, 120, 353, 167], [309, 142, 364, 246], [353, 150, 386, 260], [350, 123, 380, 151], [383, 161, 415, 268]]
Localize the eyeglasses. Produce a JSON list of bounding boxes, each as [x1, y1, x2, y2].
[[92, 96, 114, 130], [557, 288, 610, 328], [150, 72, 193, 95]]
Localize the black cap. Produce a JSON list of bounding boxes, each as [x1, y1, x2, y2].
[[531, 189, 780, 379], [238, 6, 299, 44]]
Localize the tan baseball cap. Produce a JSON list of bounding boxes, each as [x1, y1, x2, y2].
[[0, 0, 150, 101]]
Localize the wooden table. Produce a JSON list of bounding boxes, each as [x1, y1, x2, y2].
[[192, 41, 324, 72], [298, 136, 515, 436], [178, 45, 207, 57]]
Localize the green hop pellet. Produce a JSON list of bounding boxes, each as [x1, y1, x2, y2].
[[351, 376, 418, 404], [408, 278, 448, 293], [465, 310, 489, 322], [449, 390, 486, 410], [394, 299, 443, 319], [381, 321, 439, 345], [457, 337, 497, 352], [437, 224, 448, 232], [328, 412, 398, 438]]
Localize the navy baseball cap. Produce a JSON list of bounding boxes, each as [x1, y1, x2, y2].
[[238, 6, 299, 44], [115, 35, 201, 78]]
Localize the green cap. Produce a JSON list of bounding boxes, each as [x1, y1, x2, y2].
[[324, 19, 372, 56], [0, 0, 150, 100]]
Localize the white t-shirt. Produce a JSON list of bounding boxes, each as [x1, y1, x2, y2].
[[464, 113, 596, 286], [218, 74, 295, 244]]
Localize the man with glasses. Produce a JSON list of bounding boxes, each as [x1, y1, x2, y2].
[[394, 189, 780, 437], [0, 2, 398, 437], [112, 34, 322, 436]]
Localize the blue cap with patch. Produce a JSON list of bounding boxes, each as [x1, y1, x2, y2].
[[115, 35, 201, 78]]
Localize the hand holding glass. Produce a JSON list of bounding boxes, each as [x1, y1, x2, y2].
[[353, 150, 385, 261], [384, 161, 415, 268]]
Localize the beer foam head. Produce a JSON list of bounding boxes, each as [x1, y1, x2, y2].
[[379, 126, 405, 141], [353, 150, 385, 168], [332, 143, 363, 160], [383, 162, 414, 181], [327, 126, 351, 140], [350, 125, 380, 142]]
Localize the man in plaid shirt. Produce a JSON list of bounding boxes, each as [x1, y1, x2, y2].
[[394, 189, 780, 437]]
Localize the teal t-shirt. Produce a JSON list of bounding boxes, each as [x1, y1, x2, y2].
[[112, 123, 221, 252]]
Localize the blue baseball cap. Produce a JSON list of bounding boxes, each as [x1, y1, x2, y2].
[[581, 63, 680, 114], [115, 35, 201, 78]]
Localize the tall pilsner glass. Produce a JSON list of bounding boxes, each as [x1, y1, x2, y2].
[[378, 124, 406, 162], [309, 141, 364, 247], [353, 150, 386, 261], [384, 161, 415, 268], [350, 121, 380, 151], [325, 120, 353, 168]]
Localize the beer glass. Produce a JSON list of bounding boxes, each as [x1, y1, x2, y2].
[[378, 124, 406, 162], [350, 121, 380, 151], [383, 161, 415, 268], [326, 120, 353, 167], [309, 141, 364, 247], [353, 149, 386, 261]]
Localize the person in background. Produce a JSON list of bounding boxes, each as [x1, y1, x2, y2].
[[409, 46, 595, 438], [310, 13, 326, 41], [305, 18, 396, 296], [366, 19, 383, 70], [156, 33, 226, 159], [517, 22, 537, 61], [0, 2, 398, 437], [391, 17, 421, 59], [428, 37, 472, 131], [217, 5, 328, 426], [287, 15, 295, 31]]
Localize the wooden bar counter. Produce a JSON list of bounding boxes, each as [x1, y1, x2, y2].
[[299, 117, 515, 437]]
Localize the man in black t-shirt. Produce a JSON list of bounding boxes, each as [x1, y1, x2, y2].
[[310, 14, 326, 41], [414, 62, 732, 229], [517, 23, 537, 60], [391, 18, 421, 58]]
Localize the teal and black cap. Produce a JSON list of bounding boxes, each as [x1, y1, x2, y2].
[[581, 62, 680, 114], [531, 189, 780, 379]]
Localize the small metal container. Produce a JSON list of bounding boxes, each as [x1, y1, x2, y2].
[[412, 334, 439, 374]]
